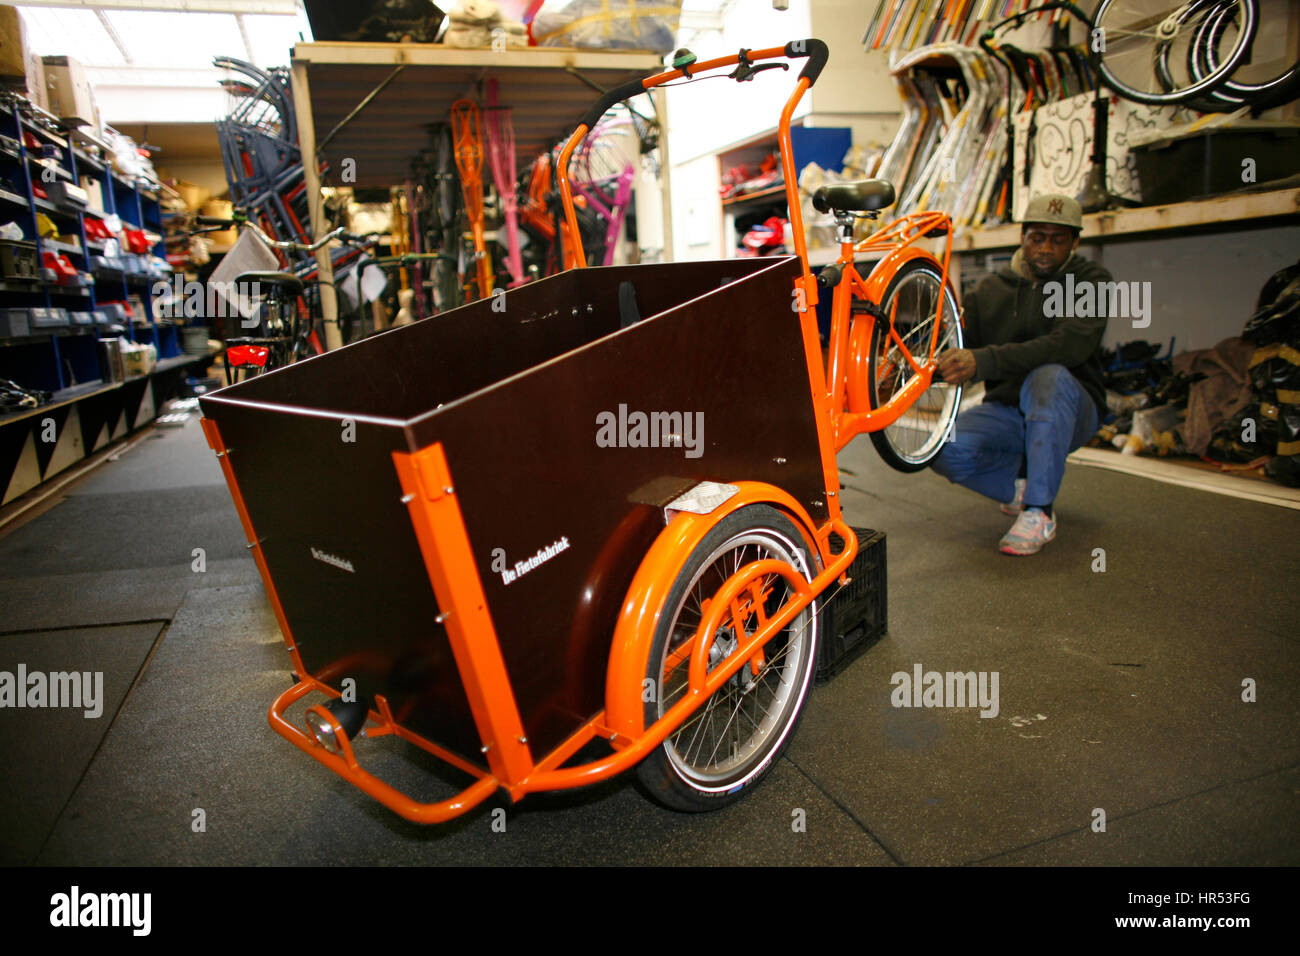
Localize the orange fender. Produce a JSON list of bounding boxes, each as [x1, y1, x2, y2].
[[604, 481, 823, 741]]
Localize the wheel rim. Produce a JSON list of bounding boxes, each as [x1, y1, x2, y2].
[[1190, 1, 1300, 105], [1096, 0, 1256, 105], [655, 528, 814, 791], [873, 269, 962, 466]]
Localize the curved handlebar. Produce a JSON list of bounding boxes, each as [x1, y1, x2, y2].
[[576, 39, 829, 130], [785, 39, 829, 87], [559, 39, 831, 294], [577, 77, 653, 133], [194, 215, 376, 253]]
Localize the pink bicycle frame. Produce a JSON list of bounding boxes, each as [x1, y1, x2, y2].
[[484, 79, 525, 287], [570, 116, 637, 267], [572, 165, 635, 267]]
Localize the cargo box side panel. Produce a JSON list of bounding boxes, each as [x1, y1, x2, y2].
[[415, 256, 826, 757], [200, 400, 485, 767], [207, 269, 593, 418], [203, 258, 781, 423], [588, 256, 780, 328]]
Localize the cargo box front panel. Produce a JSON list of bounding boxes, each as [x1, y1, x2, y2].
[[200, 402, 485, 765], [202, 255, 826, 763]]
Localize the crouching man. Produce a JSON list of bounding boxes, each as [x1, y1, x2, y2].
[[933, 194, 1110, 555]]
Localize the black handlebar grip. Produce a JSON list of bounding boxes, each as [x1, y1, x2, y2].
[[577, 77, 650, 133], [817, 263, 843, 289], [196, 215, 235, 227], [784, 39, 829, 87]]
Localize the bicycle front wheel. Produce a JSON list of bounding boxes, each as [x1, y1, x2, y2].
[[1094, 0, 1257, 106], [636, 505, 818, 812], [866, 260, 963, 473]]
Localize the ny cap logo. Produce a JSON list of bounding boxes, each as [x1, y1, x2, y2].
[[1048, 198, 1064, 214]]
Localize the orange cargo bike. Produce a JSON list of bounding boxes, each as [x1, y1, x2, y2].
[[199, 38, 962, 823]]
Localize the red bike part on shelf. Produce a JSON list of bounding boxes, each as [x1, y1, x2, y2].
[[42, 251, 78, 278], [227, 345, 269, 367]]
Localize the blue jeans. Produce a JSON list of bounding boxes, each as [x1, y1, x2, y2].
[[932, 364, 1099, 508]]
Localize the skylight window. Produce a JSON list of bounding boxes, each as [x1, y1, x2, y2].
[[15, 2, 313, 124], [102, 11, 248, 69]]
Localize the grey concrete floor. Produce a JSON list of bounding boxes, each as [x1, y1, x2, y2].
[[1, 415, 1297, 866]]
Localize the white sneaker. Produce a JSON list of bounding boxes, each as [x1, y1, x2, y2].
[[999, 507, 1057, 555], [1001, 478, 1026, 516]]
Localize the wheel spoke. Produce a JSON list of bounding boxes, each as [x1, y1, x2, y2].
[[868, 266, 962, 467], [651, 522, 815, 791]]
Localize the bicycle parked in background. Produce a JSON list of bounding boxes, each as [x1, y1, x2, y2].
[[193, 214, 376, 382]]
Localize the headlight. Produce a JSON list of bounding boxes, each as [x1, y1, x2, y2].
[[305, 698, 369, 753]]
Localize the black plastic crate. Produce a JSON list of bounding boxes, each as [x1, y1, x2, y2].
[[29, 307, 70, 328], [815, 527, 886, 684], [0, 307, 30, 337], [1132, 127, 1300, 205], [0, 239, 39, 281]]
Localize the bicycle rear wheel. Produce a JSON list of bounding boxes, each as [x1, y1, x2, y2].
[[1094, 0, 1257, 106], [866, 260, 963, 472]]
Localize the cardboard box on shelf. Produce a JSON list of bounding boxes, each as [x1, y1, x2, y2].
[[199, 198, 237, 247], [120, 340, 156, 377], [1, 5, 26, 80], [79, 175, 104, 212], [42, 55, 97, 129], [22, 42, 45, 110], [174, 180, 209, 212]]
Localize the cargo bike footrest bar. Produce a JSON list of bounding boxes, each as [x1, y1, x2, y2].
[[268, 678, 500, 824]]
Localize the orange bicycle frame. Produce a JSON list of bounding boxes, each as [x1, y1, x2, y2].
[[557, 45, 960, 459], [827, 210, 959, 451], [451, 99, 493, 300]]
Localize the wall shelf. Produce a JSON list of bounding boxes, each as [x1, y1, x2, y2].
[[291, 42, 665, 187], [953, 187, 1300, 250], [721, 183, 787, 207], [1, 92, 193, 491]]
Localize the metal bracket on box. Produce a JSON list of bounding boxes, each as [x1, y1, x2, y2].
[[663, 481, 740, 524]]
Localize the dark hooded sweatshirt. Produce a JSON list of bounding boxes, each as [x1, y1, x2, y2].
[[964, 248, 1113, 416]]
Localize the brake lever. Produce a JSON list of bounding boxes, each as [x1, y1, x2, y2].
[[729, 48, 790, 83]]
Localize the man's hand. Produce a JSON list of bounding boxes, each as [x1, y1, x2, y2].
[[937, 348, 976, 385]]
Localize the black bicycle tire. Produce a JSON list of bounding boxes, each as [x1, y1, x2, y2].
[[866, 259, 964, 473], [1191, 1, 1300, 111], [1095, 0, 1257, 105], [1161, 0, 1249, 111]]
